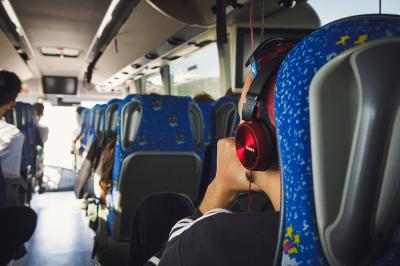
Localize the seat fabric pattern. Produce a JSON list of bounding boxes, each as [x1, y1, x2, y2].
[[15, 102, 34, 171], [112, 95, 196, 183], [81, 108, 91, 149], [111, 94, 137, 184], [106, 98, 121, 138], [275, 15, 400, 265]]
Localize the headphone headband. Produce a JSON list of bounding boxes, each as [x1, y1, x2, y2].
[[242, 56, 284, 121]]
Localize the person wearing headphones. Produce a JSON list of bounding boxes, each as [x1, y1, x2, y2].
[[125, 39, 294, 266]]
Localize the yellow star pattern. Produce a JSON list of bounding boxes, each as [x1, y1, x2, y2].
[[286, 225, 294, 239], [294, 234, 301, 246], [336, 35, 350, 45], [354, 34, 368, 45]]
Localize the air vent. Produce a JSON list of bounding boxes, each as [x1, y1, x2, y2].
[[145, 53, 159, 60], [167, 37, 185, 46], [40, 47, 80, 58], [131, 63, 142, 69], [188, 40, 214, 48], [162, 55, 181, 61]]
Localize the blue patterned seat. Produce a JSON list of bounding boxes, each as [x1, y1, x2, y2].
[[198, 96, 239, 198], [84, 107, 98, 149], [79, 108, 90, 152], [196, 102, 214, 146], [14, 102, 34, 174], [104, 99, 121, 140], [275, 15, 400, 265], [108, 94, 203, 240]]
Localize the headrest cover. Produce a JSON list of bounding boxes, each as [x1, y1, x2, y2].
[[275, 15, 400, 265]]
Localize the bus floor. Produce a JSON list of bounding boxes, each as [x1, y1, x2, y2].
[[10, 191, 95, 266]]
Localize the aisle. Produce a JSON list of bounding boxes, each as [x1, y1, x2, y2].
[[12, 191, 95, 266]]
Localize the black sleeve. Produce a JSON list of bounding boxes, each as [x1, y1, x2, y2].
[[143, 208, 205, 266], [158, 211, 280, 266]]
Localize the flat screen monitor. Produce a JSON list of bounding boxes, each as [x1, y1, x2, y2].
[[234, 28, 313, 90], [42, 76, 77, 95]]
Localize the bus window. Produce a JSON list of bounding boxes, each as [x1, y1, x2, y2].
[[309, 0, 400, 25], [144, 71, 165, 95], [170, 43, 221, 99]]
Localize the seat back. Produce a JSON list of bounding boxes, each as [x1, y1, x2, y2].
[[14, 102, 34, 174], [110, 95, 202, 240], [196, 102, 214, 146], [105, 99, 120, 140], [213, 97, 239, 140], [275, 15, 400, 265], [199, 96, 239, 198], [83, 107, 97, 150], [93, 104, 108, 139], [80, 108, 91, 149]]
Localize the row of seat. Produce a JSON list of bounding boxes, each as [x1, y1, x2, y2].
[[74, 14, 400, 265], [74, 94, 239, 264]]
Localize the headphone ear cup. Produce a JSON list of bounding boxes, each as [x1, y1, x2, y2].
[[235, 121, 276, 171]]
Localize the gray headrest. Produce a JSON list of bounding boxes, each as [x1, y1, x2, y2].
[[310, 38, 400, 265]]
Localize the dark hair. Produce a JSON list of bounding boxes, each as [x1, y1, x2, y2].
[[225, 88, 240, 98], [193, 93, 215, 103], [76, 106, 84, 115], [0, 71, 22, 106], [33, 103, 45, 117]]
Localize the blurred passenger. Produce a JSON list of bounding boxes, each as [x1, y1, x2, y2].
[[224, 88, 241, 98], [0, 71, 25, 188], [193, 92, 215, 103], [71, 106, 84, 154], [95, 139, 116, 203], [32, 102, 49, 144], [0, 70, 37, 264]]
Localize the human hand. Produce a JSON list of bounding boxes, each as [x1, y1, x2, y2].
[[199, 137, 260, 214], [70, 143, 75, 155], [214, 137, 260, 195]]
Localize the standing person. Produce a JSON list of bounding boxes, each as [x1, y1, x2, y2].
[[0, 70, 37, 265], [32, 102, 49, 144], [32, 102, 49, 193], [71, 106, 85, 152], [71, 106, 85, 171]]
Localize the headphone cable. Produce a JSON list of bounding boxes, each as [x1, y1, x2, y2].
[[250, 0, 255, 50]]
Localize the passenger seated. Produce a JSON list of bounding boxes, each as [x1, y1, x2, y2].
[[0, 70, 37, 264], [0, 71, 26, 198], [193, 92, 215, 103], [96, 139, 116, 203], [127, 39, 294, 266], [224, 87, 241, 98]]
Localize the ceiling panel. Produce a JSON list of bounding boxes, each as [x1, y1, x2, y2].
[[11, 0, 111, 77]]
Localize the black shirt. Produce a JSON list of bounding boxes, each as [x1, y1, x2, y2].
[[145, 208, 280, 266]]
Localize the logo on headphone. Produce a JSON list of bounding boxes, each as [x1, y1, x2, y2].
[[245, 146, 255, 153]]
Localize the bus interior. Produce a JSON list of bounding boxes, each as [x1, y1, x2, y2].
[[0, 0, 400, 265]]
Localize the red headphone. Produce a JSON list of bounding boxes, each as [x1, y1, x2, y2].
[[235, 38, 294, 171]]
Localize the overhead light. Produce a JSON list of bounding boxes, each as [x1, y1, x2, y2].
[[41, 46, 80, 58]]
